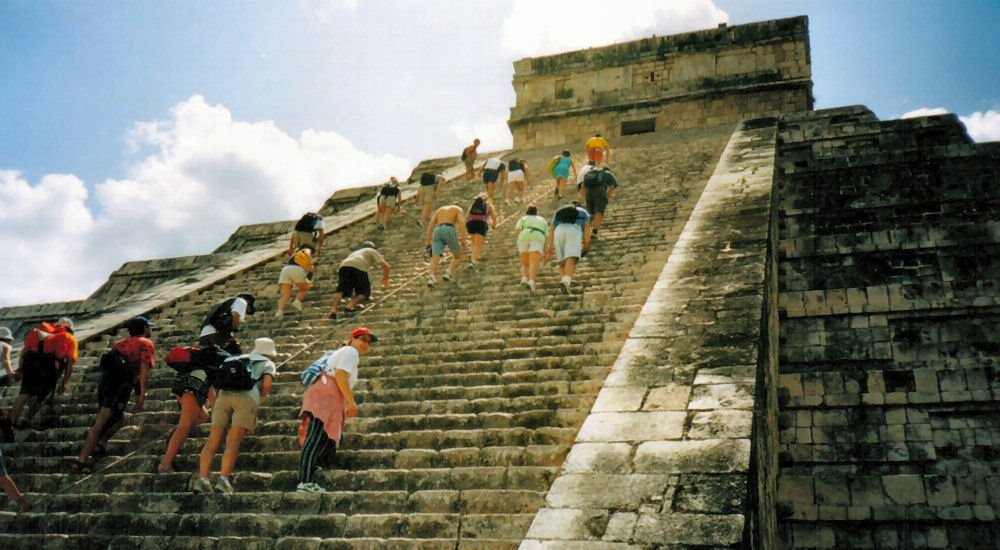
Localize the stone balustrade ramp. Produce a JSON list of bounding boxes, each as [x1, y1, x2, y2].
[[0, 124, 733, 549]]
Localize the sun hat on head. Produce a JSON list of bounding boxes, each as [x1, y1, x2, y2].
[[57, 317, 75, 331], [351, 327, 378, 343], [0, 327, 12, 343], [362, 241, 377, 250], [251, 337, 277, 357]]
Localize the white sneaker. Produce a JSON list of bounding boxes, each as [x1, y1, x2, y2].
[[527, 280, 536, 292], [470, 259, 478, 268], [192, 478, 213, 494], [275, 310, 284, 319], [214, 476, 235, 495], [560, 277, 572, 294], [427, 275, 436, 287], [416, 219, 425, 227], [520, 276, 528, 286], [291, 299, 303, 312], [296, 482, 327, 493], [443, 270, 453, 282]]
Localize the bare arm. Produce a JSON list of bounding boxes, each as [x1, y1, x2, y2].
[[335, 370, 358, 417], [380, 260, 391, 287], [260, 374, 273, 398]]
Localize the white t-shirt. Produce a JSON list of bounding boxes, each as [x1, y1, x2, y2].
[[199, 297, 249, 337], [483, 157, 504, 171], [324, 345, 360, 389], [576, 163, 596, 185]]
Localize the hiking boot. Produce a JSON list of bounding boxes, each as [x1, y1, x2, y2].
[[443, 270, 453, 282], [192, 478, 214, 494], [296, 482, 328, 493], [214, 477, 235, 495], [291, 299, 303, 313]]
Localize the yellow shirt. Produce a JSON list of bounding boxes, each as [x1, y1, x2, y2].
[[585, 136, 609, 151]]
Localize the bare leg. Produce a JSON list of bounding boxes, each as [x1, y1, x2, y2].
[[328, 291, 344, 315], [199, 425, 226, 479], [0, 476, 30, 512], [276, 283, 292, 314], [78, 407, 115, 464], [471, 235, 485, 262], [527, 251, 542, 282], [220, 426, 247, 478], [160, 393, 207, 471], [9, 394, 31, 425]]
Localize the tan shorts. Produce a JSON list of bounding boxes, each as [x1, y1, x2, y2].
[[278, 265, 309, 286], [212, 390, 259, 432], [377, 195, 398, 208], [418, 185, 435, 203]]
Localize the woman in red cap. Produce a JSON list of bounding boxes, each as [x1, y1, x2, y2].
[[295, 326, 376, 493]]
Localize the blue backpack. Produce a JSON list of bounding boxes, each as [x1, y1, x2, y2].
[[301, 350, 334, 386]]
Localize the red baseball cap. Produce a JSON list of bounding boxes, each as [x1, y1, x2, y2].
[[351, 327, 378, 342]]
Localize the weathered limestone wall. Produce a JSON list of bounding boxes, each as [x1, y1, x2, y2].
[[775, 106, 1000, 548], [509, 16, 812, 149], [522, 119, 779, 549]]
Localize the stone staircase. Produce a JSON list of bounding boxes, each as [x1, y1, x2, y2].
[[0, 125, 733, 548]]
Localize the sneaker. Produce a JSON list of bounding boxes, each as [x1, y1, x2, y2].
[[296, 482, 328, 493], [443, 270, 453, 282], [470, 259, 478, 268], [527, 280, 536, 292], [192, 477, 214, 494], [560, 278, 572, 294], [328, 311, 337, 319], [592, 228, 598, 237], [520, 276, 528, 286], [427, 275, 436, 287], [291, 299, 303, 313], [416, 219, 425, 227], [554, 187, 560, 199], [214, 476, 235, 495], [275, 310, 284, 319], [515, 196, 523, 204]]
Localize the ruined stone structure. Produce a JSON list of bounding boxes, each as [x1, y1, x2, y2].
[[1, 15, 998, 550], [509, 17, 812, 149]]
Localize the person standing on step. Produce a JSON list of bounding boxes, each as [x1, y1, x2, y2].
[[578, 165, 618, 238], [194, 337, 277, 495], [199, 294, 256, 354], [296, 326, 377, 493], [0, 445, 31, 513], [276, 245, 317, 319], [505, 157, 531, 205], [466, 193, 497, 268], [328, 242, 391, 320], [514, 205, 549, 293], [426, 203, 469, 286], [462, 138, 480, 181], [482, 157, 507, 203], [0, 327, 18, 387], [288, 212, 326, 258], [9, 318, 78, 428], [584, 132, 611, 165], [416, 171, 445, 227], [72, 316, 156, 473], [375, 177, 403, 230], [546, 201, 592, 294], [551, 150, 576, 200]]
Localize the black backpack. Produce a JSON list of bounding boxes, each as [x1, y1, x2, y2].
[[554, 205, 580, 224], [203, 298, 236, 332], [420, 172, 437, 186], [470, 197, 488, 216], [583, 169, 603, 188], [294, 212, 321, 232], [100, 348, 138, 378], [379, 182, 400, 197], [508, 159, 524, 172], [210, 355, 257, 391]]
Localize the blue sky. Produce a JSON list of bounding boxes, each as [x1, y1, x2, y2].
[[1, 0, 998, 307]]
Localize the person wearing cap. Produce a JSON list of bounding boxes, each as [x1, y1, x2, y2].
[[296, 327, 376, 493], [9, 317, 79, 427], [546, 201, 592, 294], [199, 294, 256, 354], [426, 203, 469, 286], [195, 337, 277, 495], [276, 245, 317, 319], [584, 132, 611, 164], [328, 242, 390, 320], [72, 316, 156, 473], [0, 327, 17, 384]]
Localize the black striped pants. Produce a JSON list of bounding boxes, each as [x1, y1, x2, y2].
[[298, 414, 337, 484]]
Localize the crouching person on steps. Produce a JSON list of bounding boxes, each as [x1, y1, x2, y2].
[[296, 327, 376, 493], [194, 337, 277, 494], [73, 316, 156, 473]]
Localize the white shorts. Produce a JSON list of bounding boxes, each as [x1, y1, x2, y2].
[[517, 239, 545, 254], [553, 224, 583, 261], [279, 265, 309, 286], [508, 169, 525, 183]]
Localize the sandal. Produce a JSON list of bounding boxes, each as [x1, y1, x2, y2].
[[69, 461, 93, 474]]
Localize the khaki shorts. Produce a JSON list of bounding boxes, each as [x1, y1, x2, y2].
[[377, 195, 398, 208], [418, 185, 435, 203], [278, 265, 309, 286], [212, 390, 259, 432]]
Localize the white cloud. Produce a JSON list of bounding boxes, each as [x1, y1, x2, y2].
[[449, 116, 513, 155], [299, 0, 358, 22], [901, 107, 1000, 143], [501, 0, 728, 57], [960, 110, 1000, 143], [0, 95, 410, 307]]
